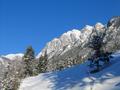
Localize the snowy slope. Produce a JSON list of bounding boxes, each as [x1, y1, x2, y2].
[[19, 52, 120, 90]]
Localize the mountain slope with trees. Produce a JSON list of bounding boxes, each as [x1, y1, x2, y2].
[[19, 52, 120, 90], [0, 16, 120, 90]]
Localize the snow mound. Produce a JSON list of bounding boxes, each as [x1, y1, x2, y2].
[[19, 53, 120, 90]]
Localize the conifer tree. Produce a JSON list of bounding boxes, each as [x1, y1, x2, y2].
[[88, 29, 106, 71], [37, 51, 48, 73], [23, 46, 35, 77]]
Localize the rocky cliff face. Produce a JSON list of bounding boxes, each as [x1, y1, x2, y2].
[[37, 16, 120, 71], [104, 16, 120, 51], [38, 23, 104, 58], [36, 23, 106, 71]]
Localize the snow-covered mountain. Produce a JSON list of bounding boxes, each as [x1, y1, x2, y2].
[[0, 53, 23, 71], [37, 23, 104, 59], [1, 16, 120, 90], [0, 53, 23, 61], [36, 22, 106, 71], [1, 53, 24, 61], [19, 52, 120, 90], [35, 16, 120, 72]]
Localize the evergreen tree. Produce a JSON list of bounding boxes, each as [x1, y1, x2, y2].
[[37, 51, 48, 73], [88, 29, 106, 71], [23, 46, 35, 77], [89, 35, 102, 50]]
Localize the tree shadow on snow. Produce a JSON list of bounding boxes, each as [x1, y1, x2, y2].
[[41, 58, 120, 90]]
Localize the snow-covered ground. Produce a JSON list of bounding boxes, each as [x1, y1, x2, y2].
[[19, 52, 120, 90]]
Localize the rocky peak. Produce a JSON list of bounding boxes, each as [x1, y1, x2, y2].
[[38, 25, 95, 59], [38, 29, 82, 58], [95, 22, 104, 30], [107, 16, 120, 28]]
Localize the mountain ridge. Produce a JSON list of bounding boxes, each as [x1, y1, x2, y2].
[[37, 22, 104, 59]]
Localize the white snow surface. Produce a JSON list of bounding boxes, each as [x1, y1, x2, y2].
[[19, 52, 120, 90], [2, 53, 23, 60]]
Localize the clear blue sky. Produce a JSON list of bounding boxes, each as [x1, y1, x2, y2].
[[0, 0, 120, 55]]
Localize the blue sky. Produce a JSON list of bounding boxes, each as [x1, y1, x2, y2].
[[0, 0, 120, 55]]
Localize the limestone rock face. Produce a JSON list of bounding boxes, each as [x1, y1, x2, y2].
[[37, 23, 105, 59], [36, 22, 106, 71], [36, 16, 120, 71]]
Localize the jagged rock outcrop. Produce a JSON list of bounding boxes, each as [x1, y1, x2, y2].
[[37, 23, 106, 71], [104, 16, 120, 51], [37, 16, 120, 71], [38, 23, 104, 59]]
